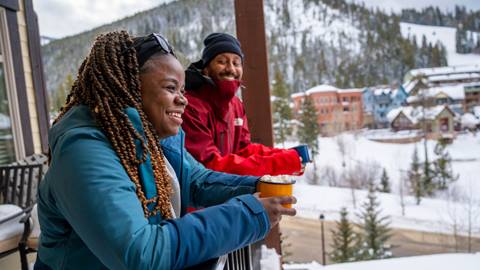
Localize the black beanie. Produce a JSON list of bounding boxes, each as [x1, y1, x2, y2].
[[201, 33, 244, 67]]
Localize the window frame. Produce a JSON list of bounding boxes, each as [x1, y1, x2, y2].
[[0, 7, 26, 161]]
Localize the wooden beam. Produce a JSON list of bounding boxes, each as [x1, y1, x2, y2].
[[24, 0, 50, 154], [234, 0, 282, 257], [234, 0, 273, 147]]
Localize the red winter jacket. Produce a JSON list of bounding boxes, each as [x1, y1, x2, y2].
[[182, 63, 302, 176]]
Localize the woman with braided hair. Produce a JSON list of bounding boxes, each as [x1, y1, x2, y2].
[[35, 31, 296, 270]]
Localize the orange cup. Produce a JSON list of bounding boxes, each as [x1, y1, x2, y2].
[[258, 178, 295, 208]]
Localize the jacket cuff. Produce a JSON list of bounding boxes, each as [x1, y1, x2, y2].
[[235, 194, 270, 239]]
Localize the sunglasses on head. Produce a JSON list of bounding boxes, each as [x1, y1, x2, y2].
[[123, 33, 176, 65], [147, 33, 176, 57]]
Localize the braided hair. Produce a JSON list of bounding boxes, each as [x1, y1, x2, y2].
[[54, 31, 173, 219]]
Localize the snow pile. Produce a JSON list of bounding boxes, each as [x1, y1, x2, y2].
[[362, 129, 421, 140], [461, 113, 480, 129], [473, 106, 480, 118], [261, 245, 281, 270], [284, 253, 480, 270]]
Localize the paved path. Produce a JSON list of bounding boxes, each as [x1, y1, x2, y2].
[[280, 216, 480, 264]]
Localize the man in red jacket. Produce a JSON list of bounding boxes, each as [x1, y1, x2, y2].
[[182, 33, 309, 176]]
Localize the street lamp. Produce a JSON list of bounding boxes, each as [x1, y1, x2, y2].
[[319, 213, 326, 265]]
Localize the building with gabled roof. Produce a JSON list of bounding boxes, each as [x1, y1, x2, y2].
[[291, 84, 363, 135], [404, 64, 480, 86], [387, 105, 455, 139], [362, 85, 408, 128]]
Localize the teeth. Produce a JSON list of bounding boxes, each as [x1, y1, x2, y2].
[[168, 112, 182, 118]]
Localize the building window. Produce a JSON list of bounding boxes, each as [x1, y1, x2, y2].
[[0, 8, 23, 164]]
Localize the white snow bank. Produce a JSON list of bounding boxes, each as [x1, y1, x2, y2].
[[284, 253, 480, 270]]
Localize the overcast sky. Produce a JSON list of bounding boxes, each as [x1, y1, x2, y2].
[[33, 0, 173, 38], [35, 0, 480, 39]]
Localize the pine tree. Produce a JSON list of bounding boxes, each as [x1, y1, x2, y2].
[[408, 146, 423, 205], [379, 168, 391, 193], [298, 94, 320, 155], [433, 139, 458, 190], [356, 184, 392, 260], [330, 207, 360, 263], [298, 94, 320, 182], [50, 73, 74, 113], [271, 68, 293, 146], [422, 151, 435, 197], [456, 23, 467, 53]]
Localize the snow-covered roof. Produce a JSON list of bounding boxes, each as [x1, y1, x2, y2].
[[407, 64, 480, 78], [387, 105, 452, 124], [291, 92, 305, 99], [306, 84, 339, 94], [338, 88, 363, 93], [406, 84, 465, 102], [425, 84, 465, 100], [386, 107, 407, 123], [373, 87, 392, 96], [429, 72, 480, 83], [427, 84, 465, 100], [291, 85, 361, 99], [402, 80, 416, 94]]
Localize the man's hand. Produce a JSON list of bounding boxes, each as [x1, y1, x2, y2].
[[254, 194, 297, 228]]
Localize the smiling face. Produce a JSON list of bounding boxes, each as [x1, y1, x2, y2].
[[202, 52, 243, 81], [139, 54, 187, 139]]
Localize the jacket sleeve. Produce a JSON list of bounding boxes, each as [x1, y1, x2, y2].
[[182, 103, 302, 176], [206, 148, 302, 176], [49, 129, 269, 269], [184, 149, 260, 207]]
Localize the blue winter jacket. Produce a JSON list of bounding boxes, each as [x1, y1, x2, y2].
[[36, 105, 270, 269]]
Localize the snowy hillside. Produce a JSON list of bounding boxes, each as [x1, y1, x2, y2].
[[400, 22, 480, 66], [283, 132, 480, 235], [293, 183, 479, 236], [294, 132, 480, 194]]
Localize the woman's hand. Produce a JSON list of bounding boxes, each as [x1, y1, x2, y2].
[[254, 194, 297, 228]]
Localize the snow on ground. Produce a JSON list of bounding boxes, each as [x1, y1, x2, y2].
[[293, 184, 480, 236], [283, 253, 480, 270], [294, 131, 480, 194], [400, 22, 480, 66], [280, 132, 480, 235]]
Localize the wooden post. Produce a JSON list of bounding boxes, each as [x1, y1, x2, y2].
[[234, 0, 282, 256], [234, 0, 274, 147]]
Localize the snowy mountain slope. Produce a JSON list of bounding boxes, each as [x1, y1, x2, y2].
[[265, 1, 362, 54], [400, 22, 480, 66], [42, 0, 426, 98], [350, 0, 480, 13]]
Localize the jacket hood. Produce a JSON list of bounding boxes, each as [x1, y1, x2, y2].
[[48, 106, 146, 156], [48, 105, 98, 152], [185, 60, 215, 91]]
